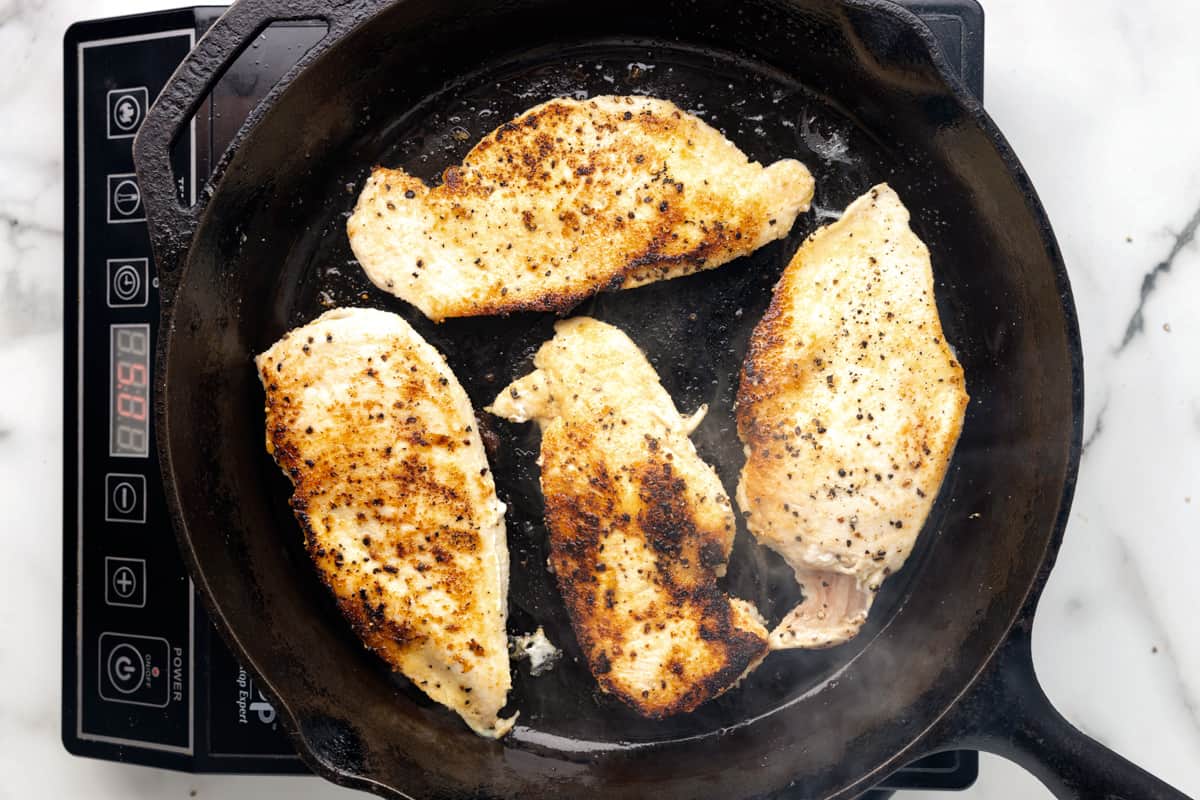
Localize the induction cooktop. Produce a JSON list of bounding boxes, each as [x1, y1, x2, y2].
[[62, 4, 984, 793]]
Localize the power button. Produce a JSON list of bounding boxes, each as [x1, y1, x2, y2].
[[98, 632, 171, 707], [107, 643, 145, 693]]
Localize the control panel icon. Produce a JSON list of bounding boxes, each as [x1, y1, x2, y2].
[[104, 556, 146, 608], [107, 87, 148, 139], [106, 173, 145, 223], [107, 643, 145, 693], [106, 258, 149, 308], [104, 473, 146, 524], [98, 632, 170, 707]]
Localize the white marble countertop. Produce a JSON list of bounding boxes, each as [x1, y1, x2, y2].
[[1, 0, 1197, 797]]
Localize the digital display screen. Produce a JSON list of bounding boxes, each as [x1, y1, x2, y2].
[[110, 324, 150, 457]]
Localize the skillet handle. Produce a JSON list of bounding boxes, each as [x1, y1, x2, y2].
[[923, 622, 1194, 799], [132, 0, 368, 290]]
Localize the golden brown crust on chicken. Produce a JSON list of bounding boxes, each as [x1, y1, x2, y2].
[[489, 318, 768, 717], [255, 308, 514, 737], [348, 96, 814, 321], [736, 185, 969, 649]]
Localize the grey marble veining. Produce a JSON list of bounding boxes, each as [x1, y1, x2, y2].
[[1117, 203, 1200, 352], [0, 1, 1197, 798]]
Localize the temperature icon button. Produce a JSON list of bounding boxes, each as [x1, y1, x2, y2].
[[106, 173, 145, 223]]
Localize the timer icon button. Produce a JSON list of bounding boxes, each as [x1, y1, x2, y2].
[[106, 258, 149, 308], [98, 632, 170, 707], [106, 87, 148, 139], [105, 473, 146, 524], [104, 557, 146, 608]]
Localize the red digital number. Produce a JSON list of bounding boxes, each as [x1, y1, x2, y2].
[[117, 361, 147, 387], [117, 392, 147, 421]]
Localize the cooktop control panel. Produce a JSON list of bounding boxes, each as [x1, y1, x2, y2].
[[68, 18, 197, 758], [62, 3, 982, 788], [63, 8, 319, 772]]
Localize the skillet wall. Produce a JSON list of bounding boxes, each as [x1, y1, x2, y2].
[[159, 0, 1079, 797]]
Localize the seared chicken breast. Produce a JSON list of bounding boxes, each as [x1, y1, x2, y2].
[[348, 95, 814, 321], [255, 308, 514, 737], [736, 185, 969, 649], [489, 317, 769, 717]]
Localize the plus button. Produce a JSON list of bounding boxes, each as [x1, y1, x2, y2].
[[104, 557, 146, 608]]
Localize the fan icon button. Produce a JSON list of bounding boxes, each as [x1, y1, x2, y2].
[[107, 87, 148, 139]]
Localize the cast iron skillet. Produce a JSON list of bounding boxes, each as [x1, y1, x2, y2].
[[133, 1, 1192, 798]]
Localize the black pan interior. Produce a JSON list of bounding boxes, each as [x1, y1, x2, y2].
[[273, 37, 952, 745], [159, 1, 1077, 796]]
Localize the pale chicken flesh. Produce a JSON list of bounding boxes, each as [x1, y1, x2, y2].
[[736, 185, 969, 649], [488, 317, 769, 717], [348, 95, 814, 321], [255, 308, 515, 737]]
